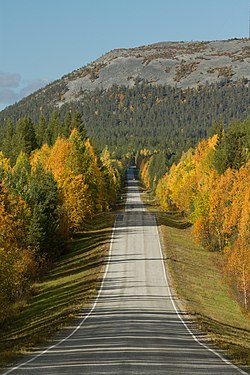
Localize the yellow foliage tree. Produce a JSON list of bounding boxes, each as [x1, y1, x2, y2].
[[140, 158, 150, 189], [224, 162, 250, 308], [155, 173, 171, 211], [227, 237, 250, 309], [101, 146, 122, 207], [63, 174, 92, 229], [0, 184, 36, 321], [85, 139, 107, 211], [207, 168, 235, 251], [30, 143, 51, 170], [223, 161, 250, 242], [154, 133, 249, 309], [164, 149, 196, 213]]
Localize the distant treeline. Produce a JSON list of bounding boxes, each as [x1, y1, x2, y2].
[[0, 80, 249, 158]]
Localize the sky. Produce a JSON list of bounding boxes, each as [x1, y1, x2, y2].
[[0, 0, 249, 110]]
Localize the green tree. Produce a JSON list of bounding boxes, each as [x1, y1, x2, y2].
[[9, 153, 63, 258], [12, 117, 37, 160], [71, 112, 87, 138], [213, 120, 250, 174], [46, 111, 62, 145], [2, 119, 14, 162], [63, 111, 72, 137], [36, 115, 47, 148], [148, 151, 167, 191], [27, 163, 63, 258]]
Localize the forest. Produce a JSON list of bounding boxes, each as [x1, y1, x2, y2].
[[0, 79, 249, 321], [138, 117, 250, 309], [0, 80, 249, 159], [0, 118, 124, 324]]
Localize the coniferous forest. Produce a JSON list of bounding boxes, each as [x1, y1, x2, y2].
[[0, 79, 249, 325], [0, 80, 249, 158]]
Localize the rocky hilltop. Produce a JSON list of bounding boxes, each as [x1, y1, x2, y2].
[[0, 39, 249, 156], [60, 39, 250, 105]]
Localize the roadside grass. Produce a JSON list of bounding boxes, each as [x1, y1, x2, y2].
[[143, 191, 250, 369], [0, 212, 115, 368]]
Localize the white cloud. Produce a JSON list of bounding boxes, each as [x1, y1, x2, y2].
[[0, 73, 50, 108], [0, 88, 19, 102], [20, 78, 49, 98], [0, 72, 21, 88]]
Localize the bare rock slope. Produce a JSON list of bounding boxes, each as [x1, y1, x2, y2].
[[60, 39, 250, 105]]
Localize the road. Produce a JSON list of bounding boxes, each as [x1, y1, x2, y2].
[[2, 167, 248, 375]]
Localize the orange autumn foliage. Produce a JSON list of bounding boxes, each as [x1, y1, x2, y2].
[[0, 184, 36, 319], [31, 129, 123, 231], [154, 136, 250, 309], [32, 133, 93, 230], [1, 128, 123, 320], [227, 237, 250, 309]]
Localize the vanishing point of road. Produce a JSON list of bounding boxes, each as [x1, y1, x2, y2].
[[2, 167, 248, 375]]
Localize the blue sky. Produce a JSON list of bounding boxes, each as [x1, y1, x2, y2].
[[0, 0, 249, 110]]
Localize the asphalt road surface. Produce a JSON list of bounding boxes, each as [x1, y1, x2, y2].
[[2, 167, 248, 375]]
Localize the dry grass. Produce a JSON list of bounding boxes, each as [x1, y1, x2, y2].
[[160, 217, 250, 368], [143, 191, 250, 370], [0, 212, 115, 368]]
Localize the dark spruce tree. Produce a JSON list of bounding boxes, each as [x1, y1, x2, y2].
[[213, 118, 250, 174]]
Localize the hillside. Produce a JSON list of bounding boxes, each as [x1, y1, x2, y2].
[[0, 39, 250, 155], [61, 38, 250, 104], [0, 38, 250, 372]]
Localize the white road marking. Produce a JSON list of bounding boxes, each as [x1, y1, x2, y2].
[[154, 216, 248, 375], [2, 172, 248, 375], [2, 219, 117, 375]]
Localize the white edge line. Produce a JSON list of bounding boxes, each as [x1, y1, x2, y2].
[[2, 218, 117, 375], [4, 173, 248, 375], [154, 216, 249, 375]]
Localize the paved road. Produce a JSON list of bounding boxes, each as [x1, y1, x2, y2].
[[2, 167, 248, 375]]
